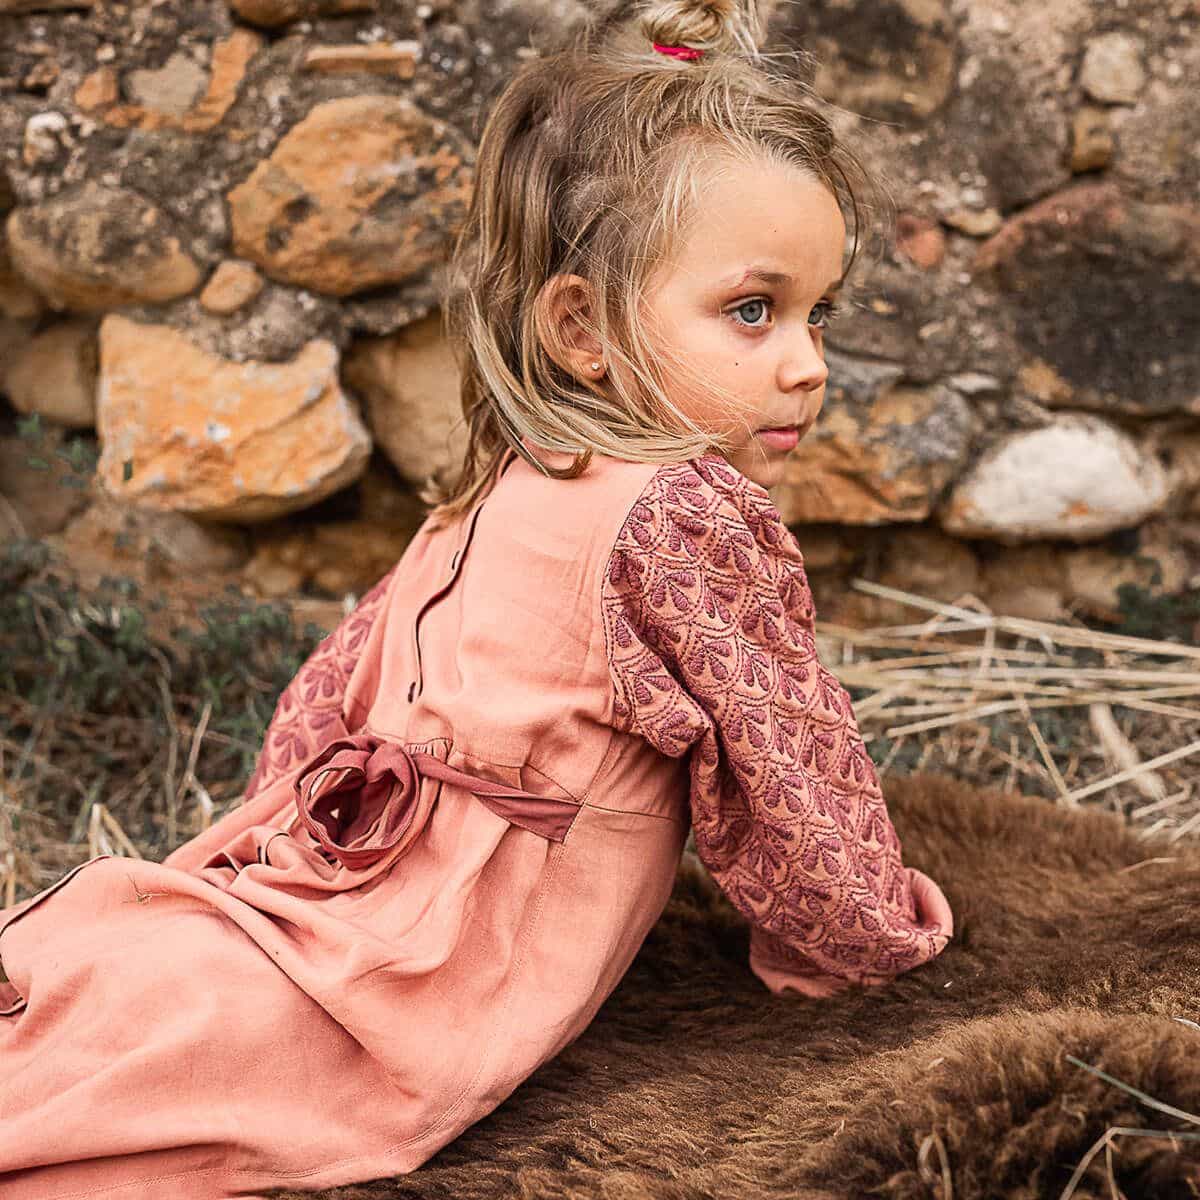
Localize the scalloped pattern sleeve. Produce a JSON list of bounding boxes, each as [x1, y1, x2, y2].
[[240, 566, 396, 802], [601, 455, 953, 997]]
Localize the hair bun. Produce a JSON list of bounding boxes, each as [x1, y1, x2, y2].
[[637, 0, 760, 56]]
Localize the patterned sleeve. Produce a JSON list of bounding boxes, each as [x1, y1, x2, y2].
[[241, 566, 397, 802], [601, 455, 953, 997]]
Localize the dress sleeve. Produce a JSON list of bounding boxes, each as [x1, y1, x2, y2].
[[601, 455, 953, 998], [241, 566, 396, 802]]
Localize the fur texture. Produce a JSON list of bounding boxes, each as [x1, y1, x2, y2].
[[272, 773, 1200, 1199]]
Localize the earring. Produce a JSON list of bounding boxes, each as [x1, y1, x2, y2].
[[590, 361, 601, 371]]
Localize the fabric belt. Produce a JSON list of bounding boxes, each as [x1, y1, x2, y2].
[[295, 734, 579, 871]]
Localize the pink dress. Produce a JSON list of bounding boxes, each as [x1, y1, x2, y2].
[[0, 444, 952, 1198]]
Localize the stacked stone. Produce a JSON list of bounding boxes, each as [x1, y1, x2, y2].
[[0, 0, 1197, 618]]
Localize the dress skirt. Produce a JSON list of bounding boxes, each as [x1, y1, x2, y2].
[[0, 731, 689, 1198]]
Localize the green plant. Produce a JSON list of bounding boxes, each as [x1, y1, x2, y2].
[[1112, 583, 1200, 643], [15, 412, 99, 490], [0, 540, 328, 868]]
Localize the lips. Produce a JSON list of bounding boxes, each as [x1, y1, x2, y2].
[[757, 423, 807, 436], [756, 425, 801, 451]]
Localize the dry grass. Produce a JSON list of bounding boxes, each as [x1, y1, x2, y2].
[[0, 540, 330, 904], [834, 578, 1200, 846]]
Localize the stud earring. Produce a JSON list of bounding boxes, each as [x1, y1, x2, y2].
[[590, 361, 601, 371]]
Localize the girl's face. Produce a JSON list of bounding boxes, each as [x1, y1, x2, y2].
[[638, 159, 847, 490]]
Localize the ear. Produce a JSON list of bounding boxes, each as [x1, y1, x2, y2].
[[534, 273, 607, 382]]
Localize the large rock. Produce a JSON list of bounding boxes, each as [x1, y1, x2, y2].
[[227, 96, 473, 297], [342, 310, 465, 488], [774, 356, 976, 524], [974, 181, 1200, 416], [57, 501, 251, 576], [96, 315, 371, 521], [980, 519, 1193, 622], [1, 319, 98, 428], [848, 523, 982, 624], [0, 316, 37, 371], [878, 525, 981, 605], [938, 414, 1171, 542], [978, 544, 1071, 622], [6, 184, 203, 313], [767, 0, 957, 122], [47, 501, 253, 606]]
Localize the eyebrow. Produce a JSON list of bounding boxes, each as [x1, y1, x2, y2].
[[720, 267, 845, 292]]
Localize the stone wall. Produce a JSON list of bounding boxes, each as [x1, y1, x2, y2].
[[1, 0, 1197, 626]]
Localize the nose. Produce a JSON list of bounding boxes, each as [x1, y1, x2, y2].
[[778, 325, 829, 395]]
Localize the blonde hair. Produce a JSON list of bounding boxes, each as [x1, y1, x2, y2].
[[419, 0, 884, 531]]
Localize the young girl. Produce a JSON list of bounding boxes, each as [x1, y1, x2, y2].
[[0, 2, 952, 1195]]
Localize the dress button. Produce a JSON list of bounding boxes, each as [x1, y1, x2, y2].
[[407, 681, 416, 702]]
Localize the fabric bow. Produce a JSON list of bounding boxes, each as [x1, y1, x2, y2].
[[295, 734, 429, 871]]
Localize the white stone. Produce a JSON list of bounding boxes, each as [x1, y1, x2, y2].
[[938, 414, 1170, 542], [22, 111, 69, 167], [1080, 32, 1146, 105], [126, 51, 209, 117]]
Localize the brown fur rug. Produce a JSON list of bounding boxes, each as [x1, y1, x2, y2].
[[273, 773, 1200, 1200]]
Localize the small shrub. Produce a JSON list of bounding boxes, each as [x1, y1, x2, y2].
[[1111, 582, 1200, 644], [0, 539, 328, 878]]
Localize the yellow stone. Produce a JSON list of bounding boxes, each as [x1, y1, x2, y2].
[[74, 66, 119, 111], [1018, 358, 1075, 406], [6, 184, 202, 313], [2, 319, 98, 428], [1071, 107, 1113, 173], [227, 95, 473, 296], [199, 260, 264, 315], [97, 316, 371, 521], [343, 311, 465, 487], [303, 42, 419, 78]]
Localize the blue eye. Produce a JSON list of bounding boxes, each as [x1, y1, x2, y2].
[[730, 298, 770, 328], [809, 299, 843, 329]]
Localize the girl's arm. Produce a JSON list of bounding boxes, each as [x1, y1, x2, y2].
[[602, 456, 952, 997]]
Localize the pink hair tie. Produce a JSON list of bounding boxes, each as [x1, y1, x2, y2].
[[652, 42, 704, 61]]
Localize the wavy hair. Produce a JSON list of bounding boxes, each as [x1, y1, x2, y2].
[[419, 0, 885, 530]]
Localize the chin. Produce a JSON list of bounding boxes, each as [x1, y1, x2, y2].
[[735, 465, 781, 492], [719, 442, 791, 490]]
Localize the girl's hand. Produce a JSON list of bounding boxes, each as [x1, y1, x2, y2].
[[907, 867, 954, 940]]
